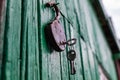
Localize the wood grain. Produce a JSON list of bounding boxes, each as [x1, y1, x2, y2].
[[1, 0, 118, 80]]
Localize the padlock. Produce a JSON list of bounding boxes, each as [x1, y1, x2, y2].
[[45, 2, 66, 52]]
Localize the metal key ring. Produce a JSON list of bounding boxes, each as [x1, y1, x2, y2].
[[66, 38, 77, 46], [61, 38, 77, 46]]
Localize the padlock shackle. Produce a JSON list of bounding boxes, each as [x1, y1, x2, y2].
[[53, 4, 60, 20], [46, 1, 60, 20]]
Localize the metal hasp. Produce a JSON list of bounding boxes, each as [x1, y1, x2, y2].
[[44, 1, 66, 52]]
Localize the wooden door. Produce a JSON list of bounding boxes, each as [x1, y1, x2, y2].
[[0, 0, 85, 80], [0, 0, 118, 80]]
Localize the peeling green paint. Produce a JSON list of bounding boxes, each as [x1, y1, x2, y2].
[[0, 0, 118, 80]]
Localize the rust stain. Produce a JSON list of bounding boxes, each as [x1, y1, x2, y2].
[[0, 0, 5, 20]]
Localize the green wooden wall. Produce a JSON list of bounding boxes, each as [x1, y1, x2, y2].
[[0, 0, 118, 80]]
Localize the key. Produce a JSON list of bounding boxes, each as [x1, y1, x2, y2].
[[67, 50, 76, 75]]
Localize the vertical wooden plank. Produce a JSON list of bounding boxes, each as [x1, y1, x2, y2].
[[59, 18, 70, 80], [81, 1, 99, 78], [56, 0, 84, 79], [93, 14, 115, 80], [89, 2, 117, 79], [38, 0, 62, 80], [94, 56, 100, 80], [0, 0, 6, 78], [38, 0, 49, 80], [80, 39, 92, 80], [82, 0, 96, 53], [1, 0, 21, 80], [26, 0, 38, 80], [88, 3, 103, 80], [48, 52, 61, 80], [38, 0, 48, 80], [47, 1, 61, 79], [87, 45, 97, 80], [33, 0, 40, 80], [71, 0, 92, 80], [77, 0, 89, 42], [20, 0, 29, 80], [72, 31, 84, 80], [64, 0, 76, 80], [20, 0, 40, 80], [20, 0, 41, 80], [73, 0, 88, 80], [88, 2, 102, 68], [55, 0, 70, 80], [71, 1, 84, 79]]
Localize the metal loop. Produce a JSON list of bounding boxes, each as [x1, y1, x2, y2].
[[61, 38, 77, 46], [46, 2, 60, 20], [46, 1, 59, 7]]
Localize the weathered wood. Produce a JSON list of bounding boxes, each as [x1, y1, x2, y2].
[[20, 0, 28, 80], [39, 0, 51, 80], [63, 0, 83, 79], [94, 16, 117, 80], [0, 0, 118, 80], [80, 39, 92, 80], [0, 0, 6, 78], [56, 0, 70, 80], [1, 0, 21, 80], [39, 0, 62, 80], [20, 0, 41, 80], [87, 45, 97, 80]]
